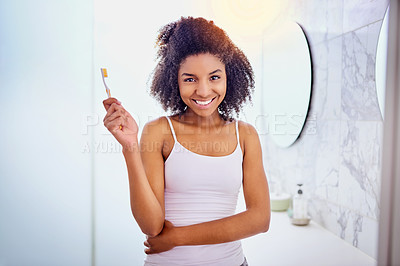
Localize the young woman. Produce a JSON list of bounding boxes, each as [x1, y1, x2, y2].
[[103, 16, 270, 266]]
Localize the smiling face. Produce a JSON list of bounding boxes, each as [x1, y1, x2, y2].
[[178, 53, 227, 119]]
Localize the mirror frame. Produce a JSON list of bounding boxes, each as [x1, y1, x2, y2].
[[376, 5, 389, 120], [261, 21, 313, 148]]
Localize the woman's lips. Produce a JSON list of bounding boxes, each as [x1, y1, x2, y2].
[[192, 97, 216, 108]]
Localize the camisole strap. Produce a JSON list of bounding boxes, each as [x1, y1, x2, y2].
[[165, 116, 177, 142], [236, 120, 240, 144]]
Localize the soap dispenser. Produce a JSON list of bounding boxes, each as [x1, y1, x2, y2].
[[293, 184, 308, 219]]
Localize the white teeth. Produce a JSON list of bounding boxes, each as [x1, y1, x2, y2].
[[195, 99, 213, 105]]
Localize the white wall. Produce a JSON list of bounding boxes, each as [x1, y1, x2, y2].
[[0, 0, 93, 265]]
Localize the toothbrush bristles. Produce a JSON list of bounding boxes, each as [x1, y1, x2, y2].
[[101, 68, 111, 98], [101, 68, 108, 78]]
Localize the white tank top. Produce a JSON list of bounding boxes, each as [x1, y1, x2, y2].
[[144, 116, 245, 266]]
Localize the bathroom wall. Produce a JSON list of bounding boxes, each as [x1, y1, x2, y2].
[[0, 0, 93, 265], [261, 0, 389, 259]]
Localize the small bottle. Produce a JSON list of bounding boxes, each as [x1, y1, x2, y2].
[[293, 184, 308, 219]]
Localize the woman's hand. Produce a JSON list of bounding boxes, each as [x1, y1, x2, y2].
[[103, 97, 139, 150], [144, 220, 176, 254]]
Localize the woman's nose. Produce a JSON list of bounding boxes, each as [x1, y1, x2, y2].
[[196, 80, 211, 97]]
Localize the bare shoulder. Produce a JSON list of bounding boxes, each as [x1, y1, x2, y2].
[[140, 116, 171, 143], [237, 120, 259, 139], [237, 120, 261, 152]]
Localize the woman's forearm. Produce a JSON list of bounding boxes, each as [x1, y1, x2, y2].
[[172, 208, 270, 246], [123, 145, 164, 237]]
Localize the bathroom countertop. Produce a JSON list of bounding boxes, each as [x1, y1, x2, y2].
[[241, 211, 376, 266]]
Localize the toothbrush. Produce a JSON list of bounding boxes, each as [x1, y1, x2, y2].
[[101, 68, 122, 129], [100, 68, 111, 98]]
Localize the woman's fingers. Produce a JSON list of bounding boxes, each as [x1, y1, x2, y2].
[[105, 116, 125, 132], [103, 97, 121, 111], [104, 114, 125, 131], [103, 105, 126, 132], [101, 98, 139, 148], [104, 105, 125, 124], [103, 103, 124, 123], [144, 240, 152, 254]]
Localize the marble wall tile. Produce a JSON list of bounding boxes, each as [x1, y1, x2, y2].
[[308, 199, 347, 243], [357, 215, 379, 259], [339, 120, 382, 220], [313, 120, 341, 201], [325, 37, 343, 120], [326, 0, 344, 40], [342, 24, 381, 121], [343, 0, 389, 34], [339, 208, 379, 259], [294, 129, 319, 194], [291, 0, 343, 45], [307, 197, 342, 236], [262, 130, 319, 196], [308, 197, 378, 259], [311, 37, 343, 121], [263, 136, 304, 194]]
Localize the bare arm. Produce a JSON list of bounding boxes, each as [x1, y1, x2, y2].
[[123, 133, 165, 236], [145, 122, 270, 253], [103, 98, 165, 237]]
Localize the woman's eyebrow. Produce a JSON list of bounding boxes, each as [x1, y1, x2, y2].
[[181, 73, 195, 77], [209, 69, 222, 75], [181, 69, 222, 77]]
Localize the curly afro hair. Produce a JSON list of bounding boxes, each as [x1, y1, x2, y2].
[[149, 16, 255, 121]]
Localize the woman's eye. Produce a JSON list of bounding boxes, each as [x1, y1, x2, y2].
[[210, 75, 220, 81], [184, 78, 195, 82]]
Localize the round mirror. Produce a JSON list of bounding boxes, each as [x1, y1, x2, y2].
[[261, 21, 312, 148], [376, 5, 389, 120]]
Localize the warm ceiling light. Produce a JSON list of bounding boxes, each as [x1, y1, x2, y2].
[[211, 0, 289, 38]]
